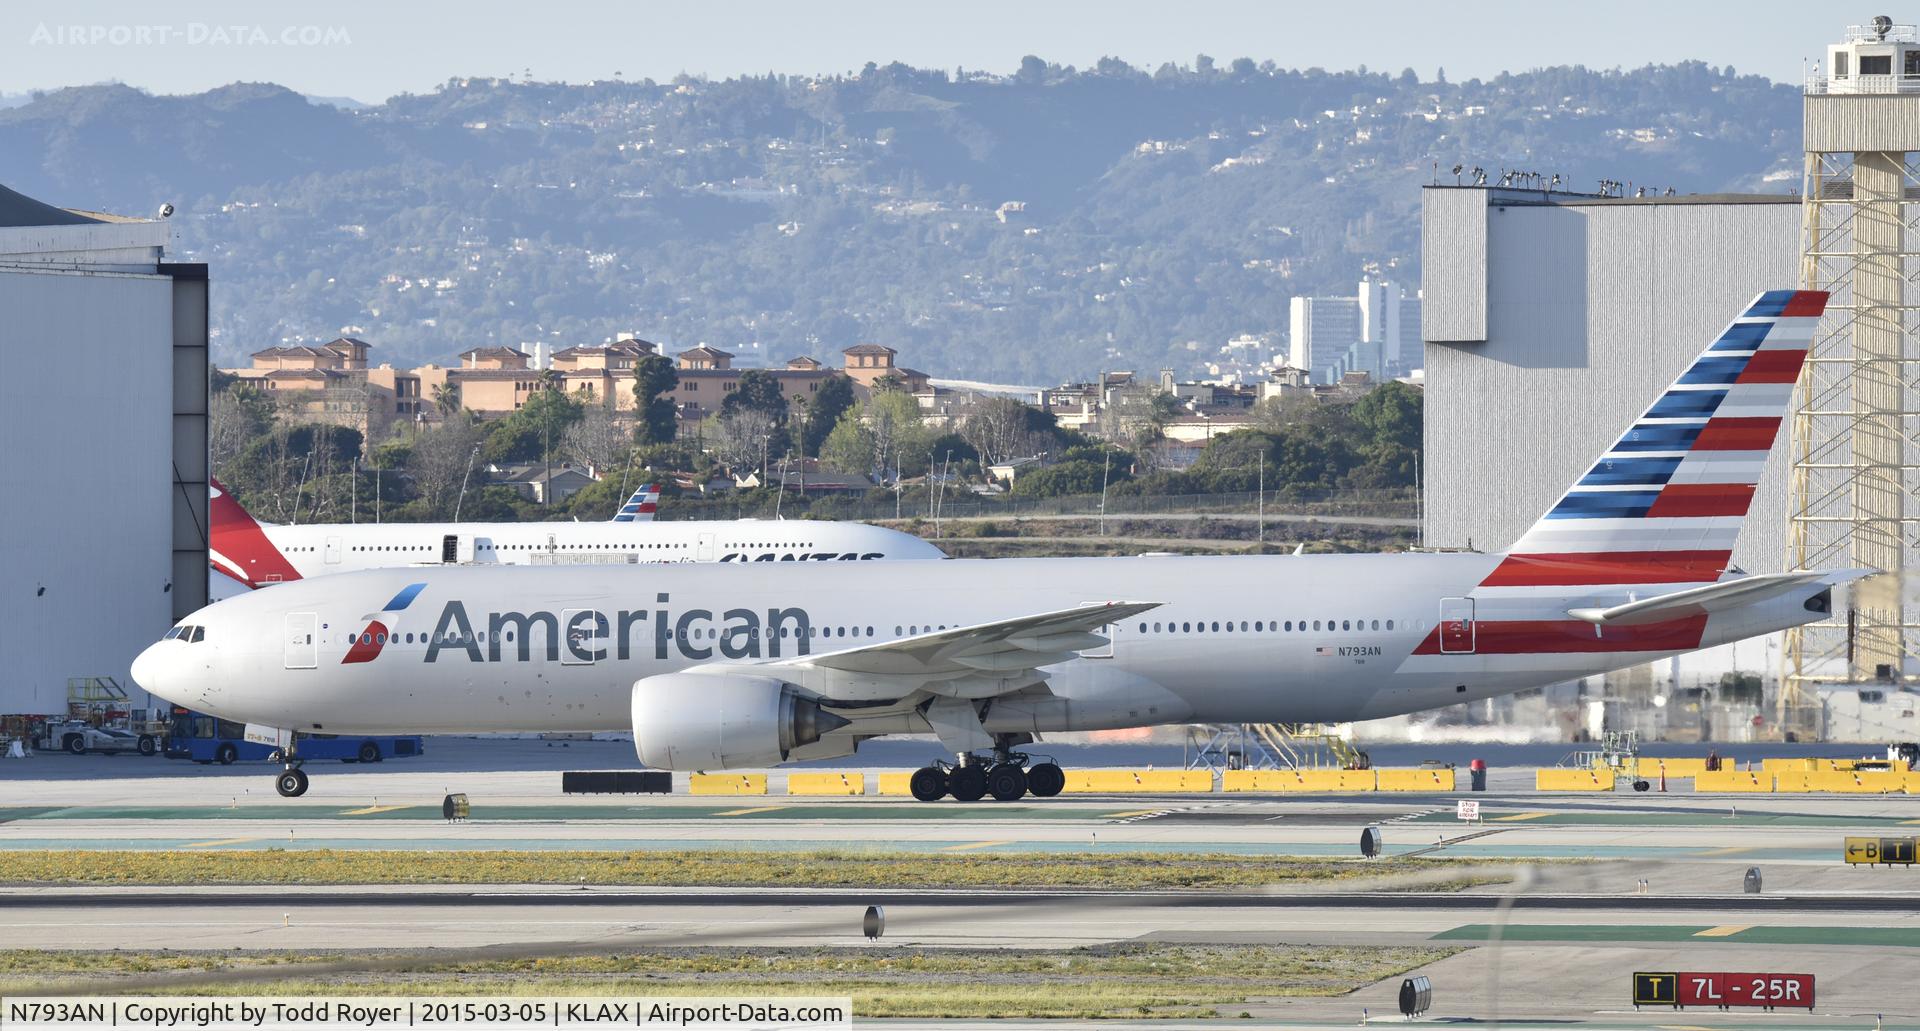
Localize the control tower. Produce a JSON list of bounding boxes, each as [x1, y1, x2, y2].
[[1786, 16, 1920, 727]]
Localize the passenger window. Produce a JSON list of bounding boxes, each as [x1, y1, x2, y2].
[[1342, 620, 1351, 631], [1254, 621, 1263, 632], [1386, 619, 1395, 630], [1182, 622, 1191, 633], [1313, 621, 1321, 631], [1371, 620, 1380, 631]]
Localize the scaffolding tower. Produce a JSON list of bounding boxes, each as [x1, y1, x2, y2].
[[1785, 20, 1920, 732]]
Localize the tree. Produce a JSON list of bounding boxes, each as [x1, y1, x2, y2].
[[960, 396, 1037, 467], [561, 403, 629, 476], [432, 381, 462, 419], [801, 374, 855, 457], [720, 368, 789, 423], [712, 407, 781, 476], [481, 375, 586, 464], [632, 354, 678, 444], [209, 383, 277, 470], [406, 418, 486, 518], [820, 412, 876, 477]]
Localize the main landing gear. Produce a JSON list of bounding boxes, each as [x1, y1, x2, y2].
[[909, 741, 1065, 802], [274, 735, 309, 797]]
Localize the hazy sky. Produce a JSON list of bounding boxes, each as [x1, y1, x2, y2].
[[0, 1, 1856, 101]]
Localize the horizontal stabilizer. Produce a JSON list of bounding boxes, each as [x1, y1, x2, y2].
[[1567, 570, 1864, 626]]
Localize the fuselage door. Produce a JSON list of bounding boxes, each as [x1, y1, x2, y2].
[[323, 536, 342, 565], [284, 612, 318, 669], [1439, 597, 1476, 654], [697, 532, 716, 562], [562, 608, 602, 665]]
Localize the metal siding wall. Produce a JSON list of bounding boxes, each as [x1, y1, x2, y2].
[[0, 270, 175, 714], [1420, 188, 1487, 342], [1424, 201, 1799, 571]]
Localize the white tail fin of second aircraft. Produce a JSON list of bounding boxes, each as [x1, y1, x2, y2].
[[1482, 289, 1826, 589]]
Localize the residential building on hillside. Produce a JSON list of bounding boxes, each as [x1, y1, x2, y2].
[[222, 336, 929, 438]]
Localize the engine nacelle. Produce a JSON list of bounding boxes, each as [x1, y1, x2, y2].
[[631, 673, 848, 770]]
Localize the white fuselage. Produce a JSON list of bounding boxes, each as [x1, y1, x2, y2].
[[136, 553, 1829, 740], [248, 519, 945, 580]]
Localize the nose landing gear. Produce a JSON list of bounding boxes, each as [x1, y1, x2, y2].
[[273, 733, 309, 797], [275, 767, 309, 797]]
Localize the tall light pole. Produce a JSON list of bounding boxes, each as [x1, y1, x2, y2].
[[1099, 444, 1111, 537], [1257, 451, 1265, 547]]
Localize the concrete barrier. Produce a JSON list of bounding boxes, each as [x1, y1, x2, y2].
[[1062, 769, 1213, 793], [689, 773, 768, 796], [1376, 768, 1457, 791], [787, 771, 865, 796], [876, 772, 914, 796], [1762, 757, 1818, 774], [1694, 770, 1773, 792], [1773, 770, 1817, 793], [1646, 758, 1711, 778], [1250, 769, 1378, 792], [1535, 768, 1613, 791], [1810, 770, 1905, 794]]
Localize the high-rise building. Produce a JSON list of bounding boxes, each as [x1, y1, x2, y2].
[[1290, 278, 1418, 383], [1358, 278, 1403, 370], [1287, 295, 1360, 382]]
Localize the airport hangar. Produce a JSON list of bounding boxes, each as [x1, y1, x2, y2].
[[1419, 185, 1800, 575], [0, 184, 209, 717]]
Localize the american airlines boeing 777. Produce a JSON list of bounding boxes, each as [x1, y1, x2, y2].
[[138, 291, 1863, 800]]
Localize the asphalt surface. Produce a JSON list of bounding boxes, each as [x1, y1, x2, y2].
[[7, 740, 1920, 1024]]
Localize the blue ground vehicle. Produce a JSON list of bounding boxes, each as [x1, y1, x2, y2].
[[163, 707, 424, 765]]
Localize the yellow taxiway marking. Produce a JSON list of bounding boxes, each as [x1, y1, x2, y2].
[[941, 840, 1013, 852], [1696, 846, 1753, 857], [1493, 811, 1551, 822], [714, 806, 783, 817], [1902, 818, 1920, 825], [1101, 810, 1164, 819], [183, 837, 260, 848], [338, 805, 411, 816], [1693, 925, 1749, 938]]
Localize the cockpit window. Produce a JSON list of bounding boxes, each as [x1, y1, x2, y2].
[[167, 625, 205, 643], [188, 626, 205, 643], [163, 627, 181, 640]]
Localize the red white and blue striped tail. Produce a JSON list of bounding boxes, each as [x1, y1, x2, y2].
[[1484, 289, 1826, 589], [611, 483, 661, 522]]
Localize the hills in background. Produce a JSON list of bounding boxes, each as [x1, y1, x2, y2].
[[0, 59, 1801, 384]]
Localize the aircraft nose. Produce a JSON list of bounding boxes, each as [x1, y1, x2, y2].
[[130, 642, 173, 702]]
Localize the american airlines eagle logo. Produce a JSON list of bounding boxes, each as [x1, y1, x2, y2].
[[341, 582, 429, 664]]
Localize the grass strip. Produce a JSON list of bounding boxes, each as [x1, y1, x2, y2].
[[0, 944, 1456, 1018], [0, 848, 1502, 890]]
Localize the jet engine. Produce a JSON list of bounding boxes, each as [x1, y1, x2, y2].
[[631, 673, 848, 770]]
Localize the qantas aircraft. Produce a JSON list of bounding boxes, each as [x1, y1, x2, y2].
[[139, 291, 1863, 801], [208, 478, 945, 593]]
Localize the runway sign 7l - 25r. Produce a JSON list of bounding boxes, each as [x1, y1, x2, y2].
[[1633, 971, 1814, 1010]]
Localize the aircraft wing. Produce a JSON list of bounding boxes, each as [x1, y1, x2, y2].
[[697, 600, 1162, 704], [1566, 570, 1865, 627]]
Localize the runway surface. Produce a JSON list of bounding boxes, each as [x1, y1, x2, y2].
[[7, 740, 1920, 1023]]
